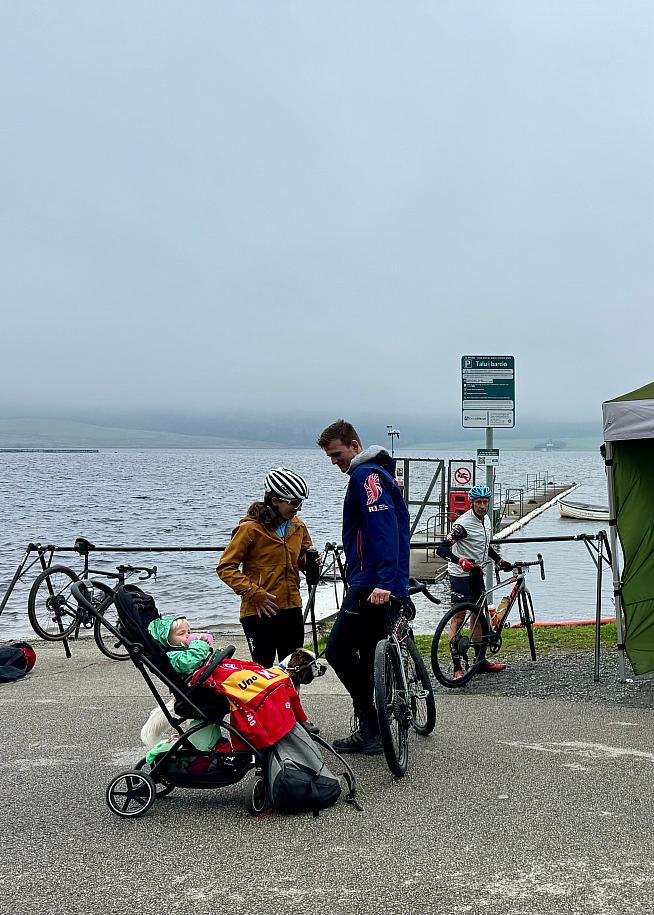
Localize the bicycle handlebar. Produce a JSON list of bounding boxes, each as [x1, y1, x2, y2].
[[407, 578, 441, 604], [344, 580, 441, 615], [116, 564, 157, 580], [323, 542, 343, 553], [510, 555, 545, 580]]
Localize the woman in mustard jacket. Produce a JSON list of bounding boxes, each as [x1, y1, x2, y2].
[[217, 468, 312, 668]]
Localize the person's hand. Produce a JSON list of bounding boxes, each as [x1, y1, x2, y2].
[[497, 559, 513, 573], [186, 632, 214, 646], [256, 593, 279, 617], [458, 558, 477, 573], [368, 588, 391, 605]]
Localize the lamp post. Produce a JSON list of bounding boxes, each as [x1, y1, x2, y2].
[[386, 425, 400, 457]]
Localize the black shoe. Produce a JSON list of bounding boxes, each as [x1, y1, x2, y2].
[[332, 716, 383, 755], [303, 720, 320, 735]]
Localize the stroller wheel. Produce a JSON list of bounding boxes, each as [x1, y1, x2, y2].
[[106, 770, 156, 818], [247, 776, 270, 816]]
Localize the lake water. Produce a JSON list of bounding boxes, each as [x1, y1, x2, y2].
[[0, 447, 615, 640]]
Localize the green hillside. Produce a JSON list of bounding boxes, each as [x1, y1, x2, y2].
[[0, 418, 282, 449]]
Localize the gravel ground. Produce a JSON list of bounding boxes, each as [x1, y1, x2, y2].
[[434, 646, 654, 708]]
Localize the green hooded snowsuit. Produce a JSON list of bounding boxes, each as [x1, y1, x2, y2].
[[147, 616, 211, 676]]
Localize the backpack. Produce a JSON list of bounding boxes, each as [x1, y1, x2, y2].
[[0, 641, 36, 683], [267, 723, 341, 815]]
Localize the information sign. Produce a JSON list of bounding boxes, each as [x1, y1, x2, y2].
[[462, 355, 515, 428], [477, 448, 500, 467]]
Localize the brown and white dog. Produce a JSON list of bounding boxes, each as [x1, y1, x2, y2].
[[279, 648, 327, 690]]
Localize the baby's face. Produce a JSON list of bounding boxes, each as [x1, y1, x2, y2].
[[169, 620, 190, 646]]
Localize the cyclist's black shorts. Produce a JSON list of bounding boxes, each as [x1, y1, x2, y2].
[[449, 572, 484, 608]]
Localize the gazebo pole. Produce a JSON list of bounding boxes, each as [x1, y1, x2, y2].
[[604, 441, 627, 681]]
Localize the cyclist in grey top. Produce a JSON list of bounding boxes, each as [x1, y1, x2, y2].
[[437, 484, 512, 680]]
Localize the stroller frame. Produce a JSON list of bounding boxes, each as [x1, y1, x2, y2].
[[71, 581, 359, 818]]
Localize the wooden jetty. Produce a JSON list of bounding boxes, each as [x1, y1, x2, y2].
[[409, 481, 577, 582]]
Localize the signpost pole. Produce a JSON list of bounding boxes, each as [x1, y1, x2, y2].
[[485, 426, 494, 593], [461, 355, 515, 597]]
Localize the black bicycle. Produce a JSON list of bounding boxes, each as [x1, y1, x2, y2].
[[373, 579, 440, 777], [27, 538, 156, 660], [430, 556, 545, 688]]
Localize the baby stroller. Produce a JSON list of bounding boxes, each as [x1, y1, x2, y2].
[[71, 581, 358, 818]]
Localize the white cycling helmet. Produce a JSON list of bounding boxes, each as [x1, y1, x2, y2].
[[264, 467, 309, 501]]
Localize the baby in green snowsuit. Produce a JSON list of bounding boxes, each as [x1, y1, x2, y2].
[[148, 616, 215, 677], [144, 616, 224, 766]]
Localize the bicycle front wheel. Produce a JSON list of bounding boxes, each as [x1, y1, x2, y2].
[[28, 566, 81, 640], [404, 638, 436, 736], [520, 590, 537, 662], [430, 603, 489, 688], [93, 583, 130, 661], [374, 639, 409, 777]]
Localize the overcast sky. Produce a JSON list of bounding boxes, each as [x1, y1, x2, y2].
[[1, 1, 652, 422]]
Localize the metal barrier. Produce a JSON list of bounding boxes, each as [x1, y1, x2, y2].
[[1, 531, 616, 682]]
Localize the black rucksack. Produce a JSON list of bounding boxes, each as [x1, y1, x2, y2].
[[0, 642, 36, 683], [267, 723, 341, 815]]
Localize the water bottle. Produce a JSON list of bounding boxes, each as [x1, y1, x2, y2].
[[494, 596, 510, 628]]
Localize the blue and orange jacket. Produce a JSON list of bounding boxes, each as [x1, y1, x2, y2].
[[342, 446, 410, 598]]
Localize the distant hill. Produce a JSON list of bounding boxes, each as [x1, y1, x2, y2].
[[0, 418, 283, 450], [0, 410, 604, 450]]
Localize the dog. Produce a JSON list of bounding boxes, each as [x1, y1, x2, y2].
[[279, 648, 327, 689], [279, 648, 326, 735]]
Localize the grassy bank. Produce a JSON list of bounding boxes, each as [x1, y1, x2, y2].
[[309, 620, 617, 657], [414, 620, 617, 657]]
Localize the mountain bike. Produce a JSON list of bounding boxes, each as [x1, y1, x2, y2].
[[27, 537, 156, 660], [372, 579, 440, 777], [430, 555, 545, 688]]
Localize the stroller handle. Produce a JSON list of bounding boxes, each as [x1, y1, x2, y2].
[[71, 580, 96, 614], [193, 645, 236, 688]]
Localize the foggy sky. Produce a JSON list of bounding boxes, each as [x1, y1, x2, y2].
[[1, 1, 652, 422]]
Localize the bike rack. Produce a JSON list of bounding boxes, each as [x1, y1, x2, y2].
[[1, 532, 616, 680], [492, 531, 613, 682]]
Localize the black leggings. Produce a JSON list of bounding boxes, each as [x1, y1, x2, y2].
[[240, 608, 304, 668]]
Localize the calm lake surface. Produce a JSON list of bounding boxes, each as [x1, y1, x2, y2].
[[0, 447, 615, 640]]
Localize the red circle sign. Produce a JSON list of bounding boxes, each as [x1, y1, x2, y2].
[[454, 466, 472, 486]]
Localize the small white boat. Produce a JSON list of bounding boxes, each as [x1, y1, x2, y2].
[[559, 499, 609, 521]]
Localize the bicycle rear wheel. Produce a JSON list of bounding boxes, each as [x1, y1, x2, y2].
[[404, 638, 436, 736], [28, 566, 81, 640], [520, 590, 537, 662], [430, 603, 489, 688], [374, 639, 409, 777], [93, 583, 130, 661]]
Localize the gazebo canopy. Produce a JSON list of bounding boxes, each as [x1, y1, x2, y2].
[[603, 381, 654, 442], [603, 381, 654, 676]]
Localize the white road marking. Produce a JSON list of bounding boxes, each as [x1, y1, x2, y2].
[[503, 739, 654, 762]]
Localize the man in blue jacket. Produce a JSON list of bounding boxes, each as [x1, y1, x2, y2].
[[318, 419, 410, 754]]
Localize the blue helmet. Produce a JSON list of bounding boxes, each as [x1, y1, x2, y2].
[[468, 484, 492, 501]]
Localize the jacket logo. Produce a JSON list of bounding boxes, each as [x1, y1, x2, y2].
[[365, 473, 383, 505], [238, 675, 259, 690]]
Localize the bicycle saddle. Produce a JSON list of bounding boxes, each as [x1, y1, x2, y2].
[[74, 537, 96, 554]]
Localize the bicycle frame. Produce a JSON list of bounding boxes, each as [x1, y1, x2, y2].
[[0, 542, 57, 616], [387, 616, 412, 719]]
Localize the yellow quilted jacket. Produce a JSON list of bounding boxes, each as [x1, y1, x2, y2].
[[216, 515, 313, 619]]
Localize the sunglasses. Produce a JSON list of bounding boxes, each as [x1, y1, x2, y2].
[[279, 498, 303, 508]]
